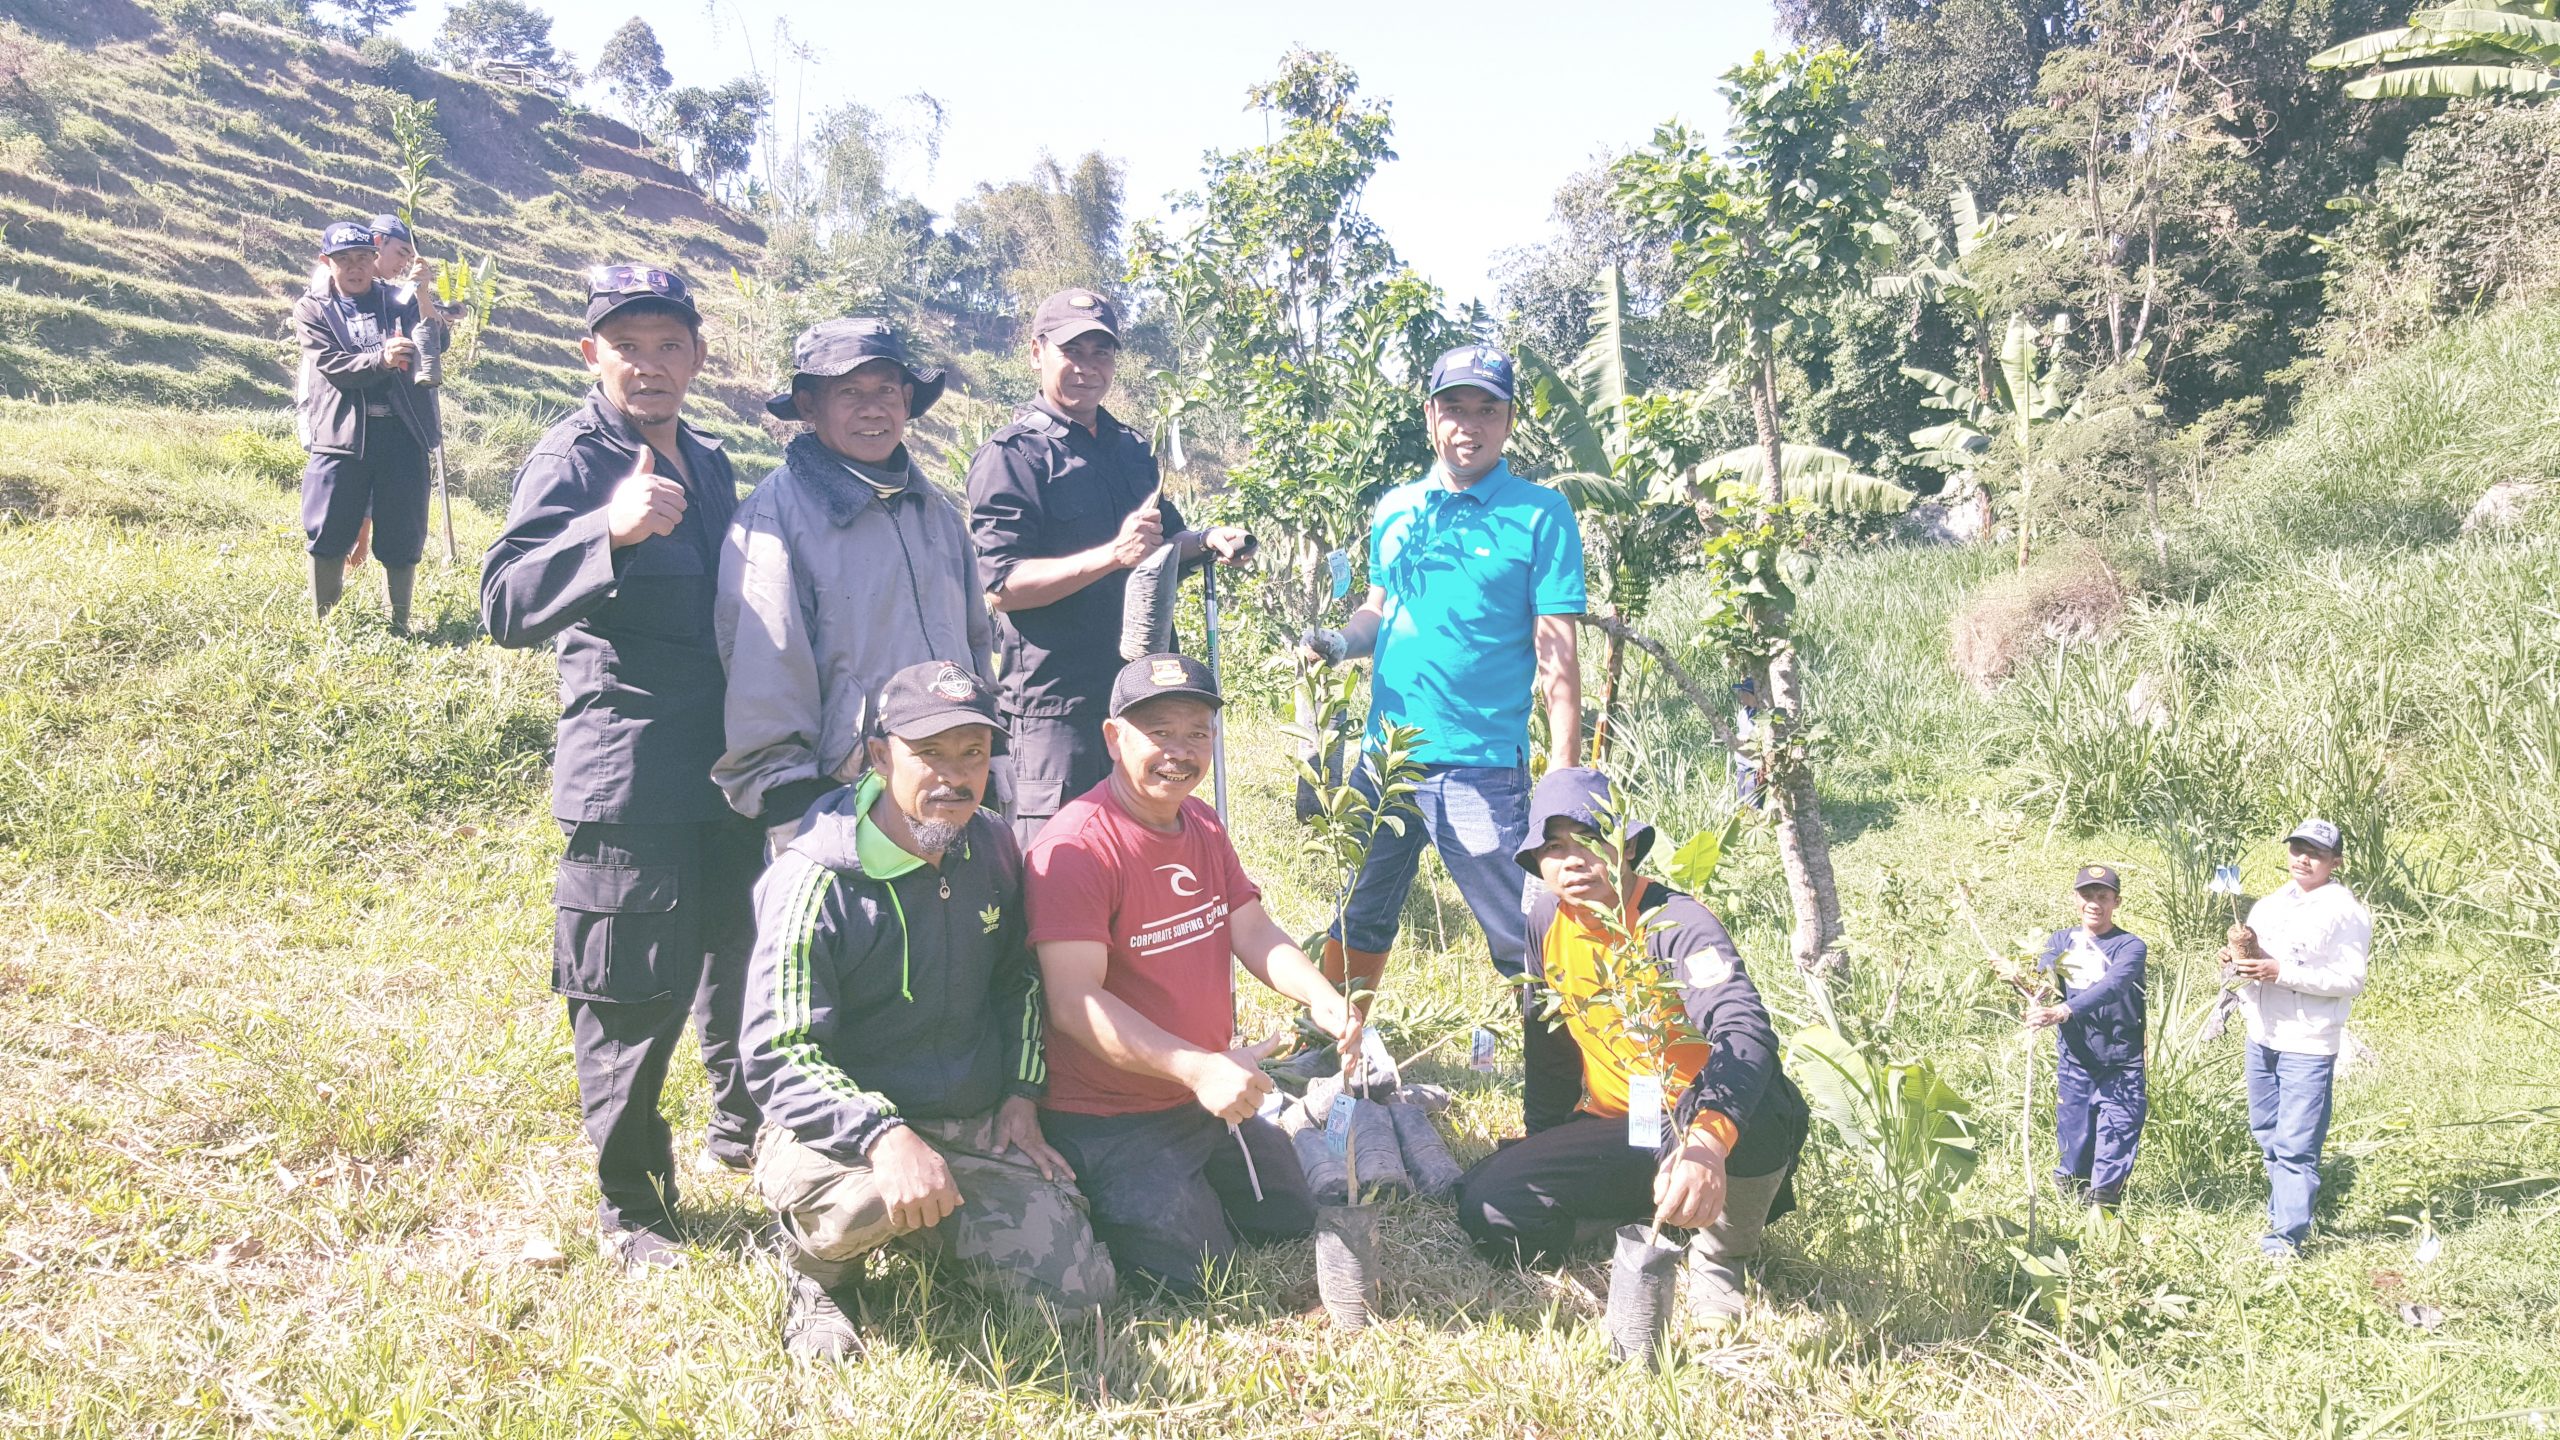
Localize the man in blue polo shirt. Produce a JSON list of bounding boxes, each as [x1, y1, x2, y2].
[[1303, 344, 1586, 1031], [2027, 864, 2149, 1209]]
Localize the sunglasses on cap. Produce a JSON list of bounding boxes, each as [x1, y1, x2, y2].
[[587, 265, 692, 302]]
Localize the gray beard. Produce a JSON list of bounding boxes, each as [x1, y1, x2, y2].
[[906, 815, 965, 856]]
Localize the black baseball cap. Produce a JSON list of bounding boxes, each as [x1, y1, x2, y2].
[[766, 317, 947, 421], [2285, 817, 2343, 854], [367, 214, 414, 245], [1033, 288, 1120, 347], [2073, 864, 2121, 894], [585, 263, 700, 330], [319, 220, 375, 256], [1108, 652, 1221, 718], [1427, 344, 1517, 403], [871, 661, 1007, 747]]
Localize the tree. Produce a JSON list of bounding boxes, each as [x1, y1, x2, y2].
[[1132, 49, 1467, 635], [593, 18, 671, 124], [1613, 45, 1897, 979], [1904, 312, 2092, 569], [435, 0, 577, 91], [322, 0, 414, 39], [2312, 0, 2559, 96], [664, 78, 771, 203], [950, 153, 1126, 321]]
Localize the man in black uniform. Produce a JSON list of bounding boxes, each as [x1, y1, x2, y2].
[[480, 265, 761, 1268], [291, 219, 429, 628], [965, 288, 1252, 847]]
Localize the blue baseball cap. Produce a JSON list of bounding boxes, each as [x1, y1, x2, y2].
[[367, 214, 413, 244], [318, 220, 375, 255], [1514, 767, 1655, 875], [1427, 344, 1516, 403]]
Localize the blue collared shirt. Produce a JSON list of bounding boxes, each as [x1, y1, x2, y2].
[[1367, 459, 1586, 767]]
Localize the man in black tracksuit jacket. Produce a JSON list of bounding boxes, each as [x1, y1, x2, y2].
[[740, 661, 1114, 1359], [480, 266, 760, 1266]]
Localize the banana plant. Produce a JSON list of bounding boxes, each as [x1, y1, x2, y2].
[[1518, 267, 1699, 762], [2310, 0, 2559, 99], [1872, 185, 2008, 399], [1662, 443, 1915, 517], [1786, 1024, 1980, 1274], [1903, 312, 2088, 571]]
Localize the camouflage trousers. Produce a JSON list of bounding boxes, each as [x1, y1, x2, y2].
[[752, 1113, 1117, 1310]]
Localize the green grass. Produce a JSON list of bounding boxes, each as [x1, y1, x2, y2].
[[4, 355, 2557, 1436]]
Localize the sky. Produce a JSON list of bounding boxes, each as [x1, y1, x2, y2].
[[395, 1, 1775, 307]]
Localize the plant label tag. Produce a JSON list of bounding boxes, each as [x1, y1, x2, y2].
[[1326, 1093, 1357, 1153], [1327, 549, 1352, 598], [1469, 1027, 1499, 1073], [1626, 1073, 1665, 1149]]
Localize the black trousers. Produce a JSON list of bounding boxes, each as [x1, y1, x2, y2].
[[552, 816, 762, 1233], [301, 416, 429, 565], [1002, 711, 1111, 849], [1453, 1112, 1799, 1265], [1041, 1106, 1314, 1294]]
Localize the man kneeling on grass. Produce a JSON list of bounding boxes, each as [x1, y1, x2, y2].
[[1454, 768, 1808, 1327], [741, 661, 1115, 1360], [1028, 653, 1362, 1293]]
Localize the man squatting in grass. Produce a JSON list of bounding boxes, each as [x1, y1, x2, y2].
[[2026, 864, 2150, 1209], [741, 661, 1114, 1360], [1454, 767, 1808, 1326], [966, 289, 1253, 848], [1301, 344, 1586, 1047], [480, 266, 762, 1267], [2231, 818, 2371, 1258], [715, 318, 988, 856], [290, 219, 430, 629], [1027, 653, 1363, 1293]]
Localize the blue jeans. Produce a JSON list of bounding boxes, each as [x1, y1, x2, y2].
[[2245, 1041, 2337, 1249], [1331, 762, 1531, 978], [2054, 1052, 2146, 1201]]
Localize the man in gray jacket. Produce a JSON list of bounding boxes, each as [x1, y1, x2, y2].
[[715, 318, 990, 854], [292, 219, 429, 628], [742, 661, 1115, 1359]]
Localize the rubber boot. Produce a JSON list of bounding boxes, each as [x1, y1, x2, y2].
[[310, 554, 345, 618], [1321, 938, 1391, 1019], [384, 563, 415, 634]]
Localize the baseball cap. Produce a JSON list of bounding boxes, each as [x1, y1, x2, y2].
[[367, 214, 414, 245], [1032, 288, 1121, 347], [1427, 344, 1516, 403], [2073, 864, 2121, 893], [1514, 767, 1655, 875], [1108, 653, 1221, 718], [319, 220, 376, 256], [871, 661, 1007, 746], [766, 317, 947, 421], [2284, 817, 2343, 854], [584, 263, 700, 330]]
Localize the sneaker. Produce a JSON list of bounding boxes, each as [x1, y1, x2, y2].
[[782, 1268, 865, 1360], [2085, 1184, 2123, 1210], [2257, 1235, 2299, 1262], [605, 1225, 687, 1269]]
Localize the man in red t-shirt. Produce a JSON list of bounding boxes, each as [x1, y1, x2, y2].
[[1028, 652, 1361, 1291]]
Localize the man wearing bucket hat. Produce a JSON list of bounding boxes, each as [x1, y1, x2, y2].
[[482, 264, 763, 1268], [715, 317, 990, 855], [2026, 865, 2150, 1209], [741, 660, 1115, 1358], [967, 289, 1254, 847], [2232, 818, 2371, 1258], [1025, 653, 1360, 1292], [290, 219, 430, 627], [1452, 768, 1807, 1328], [1300, 343, 1587, 1030]]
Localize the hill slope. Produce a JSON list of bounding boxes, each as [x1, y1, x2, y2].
[[0, 0, 774, 457]]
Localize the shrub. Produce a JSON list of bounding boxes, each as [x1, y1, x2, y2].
[[1949, 545, 2123, 693]]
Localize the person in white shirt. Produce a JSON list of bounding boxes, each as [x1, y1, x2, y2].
[[2231, 817, 2371, 1257]]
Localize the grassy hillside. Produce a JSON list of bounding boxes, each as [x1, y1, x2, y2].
[[3, 283, 2556, 1433], [0, 0, 785, 474]]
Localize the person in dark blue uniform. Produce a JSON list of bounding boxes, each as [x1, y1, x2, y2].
[[2028, 864, 2150, 1208], [480, 265, 761, 1267], [964, 288, 1252, 847], [291, 219, 431, 629]]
